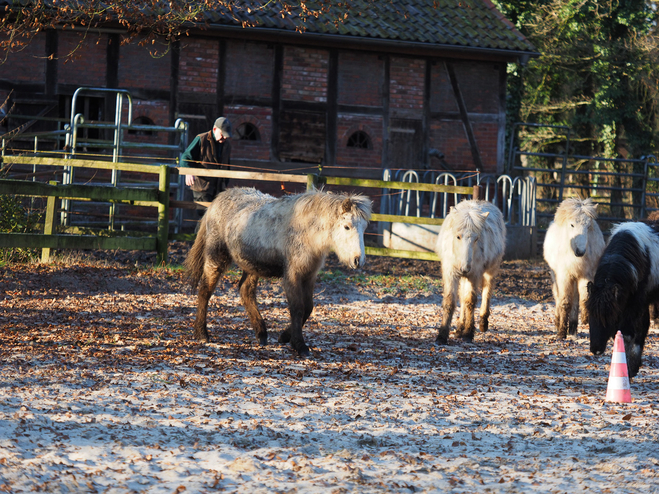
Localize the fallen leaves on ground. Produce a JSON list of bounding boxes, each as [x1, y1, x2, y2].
[[0, 248, 657, 493]]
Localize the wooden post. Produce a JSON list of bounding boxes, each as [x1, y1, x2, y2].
[[41, 181, 58, 263], [307, 173, 326, 192], [473, 185, 483, 201], [307, 174, 317, 191], [156, 165, 171, 266]]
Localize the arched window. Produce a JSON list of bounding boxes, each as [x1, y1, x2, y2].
[[128, 116, 155, 136], [347, 131, 371, 150], [236, 122, 260, 141]]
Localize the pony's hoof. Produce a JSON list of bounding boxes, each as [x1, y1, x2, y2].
[[435, 334, 448, 346], [278, 331, 291, 344], [194, 332, 209, 343], [294, 344, 310, 357], [479, 321, 489, 333], [258, 336, 268, 346], [460, 334, 474, 343]]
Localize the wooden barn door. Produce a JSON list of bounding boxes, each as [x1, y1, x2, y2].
[[387, 118, 424, 169]]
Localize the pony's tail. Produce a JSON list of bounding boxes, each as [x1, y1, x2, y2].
[[184, 218, 208, 291]]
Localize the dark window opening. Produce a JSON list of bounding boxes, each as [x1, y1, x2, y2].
[[128, 116, 155, 136], [236, 122, 260, 141], [347, 131, 372, 150]]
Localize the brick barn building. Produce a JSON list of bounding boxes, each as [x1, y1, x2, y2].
[[1, 0, 536, 182]]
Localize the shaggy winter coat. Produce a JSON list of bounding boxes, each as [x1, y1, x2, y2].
[[543, 197, 605, 338], [435, 200, 506, 344]]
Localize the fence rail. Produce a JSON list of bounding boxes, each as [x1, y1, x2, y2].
[[1, 155, 477, 263]]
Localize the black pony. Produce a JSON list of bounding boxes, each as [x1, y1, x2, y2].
[[586, 221, 659, 378]]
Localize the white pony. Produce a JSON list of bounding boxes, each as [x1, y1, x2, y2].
[[435, 200, 507, 344], [543, 197, 604, 339]]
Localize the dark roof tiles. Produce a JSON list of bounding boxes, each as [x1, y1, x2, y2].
[[205, 0, 535, 53], [0, 0, 535, 54]]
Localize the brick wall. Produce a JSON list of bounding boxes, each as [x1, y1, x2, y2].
[[454, 62, 501, 113], [120, 100, 173, 158], [430, 62, 458, 114], [429, 61, 502, 173], [225, 41, 274, 99], [178, 39, 219, 94], [472, 122, 499, 171], [118, 37, 171, 91], [338, 52, 383, 107], [390, 57, 424, 119], [282, 47, 328, 102], [430, 120, 498, 174], [224, 105, 272, 162], [57, 32, 107, 87], [431, 61, 501, 114], [0, 33, 45, 83], [336, 114, 383, 171]]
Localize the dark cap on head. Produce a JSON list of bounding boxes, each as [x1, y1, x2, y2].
[[214, 117, 232, 138]]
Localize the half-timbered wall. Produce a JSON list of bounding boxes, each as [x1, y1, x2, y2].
[[0, 30, 508, 176]]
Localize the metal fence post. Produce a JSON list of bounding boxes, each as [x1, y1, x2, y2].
[[157, 165, 171, 265]]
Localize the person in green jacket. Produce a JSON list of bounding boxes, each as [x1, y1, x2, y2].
[[180, 117, 232, 204]]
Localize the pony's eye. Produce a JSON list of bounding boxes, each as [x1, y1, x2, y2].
[[344, 225, 350, 230], [457, 235, 461, 240]]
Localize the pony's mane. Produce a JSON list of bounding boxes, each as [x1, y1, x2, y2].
[[296, 190, 372, 221], [452, 201, 490, 232], [554, 197, 598, 226]]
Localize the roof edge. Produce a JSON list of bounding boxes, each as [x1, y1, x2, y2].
[[202, 23, 540, 62]]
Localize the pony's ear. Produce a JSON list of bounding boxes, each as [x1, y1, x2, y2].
[[587, 281, 593, 296], [341, 198, 354, 213], [481, 211, 490, 219]]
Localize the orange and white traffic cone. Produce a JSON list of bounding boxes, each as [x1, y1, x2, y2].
[[605, 331, 632, 403]]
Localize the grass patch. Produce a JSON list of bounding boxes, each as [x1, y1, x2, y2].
[[319, 269, 441, 294]]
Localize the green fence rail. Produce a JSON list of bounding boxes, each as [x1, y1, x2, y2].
[[1, 155, 475, 264]]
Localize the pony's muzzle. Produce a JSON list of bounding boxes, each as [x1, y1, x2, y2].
[[350, 256, 363, 269], [574, 248, 585, 257]]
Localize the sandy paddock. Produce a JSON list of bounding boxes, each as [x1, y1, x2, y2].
[[0, 254, 657, 493]]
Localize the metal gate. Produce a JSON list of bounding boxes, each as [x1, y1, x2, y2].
[[507, 123, 659, 237]]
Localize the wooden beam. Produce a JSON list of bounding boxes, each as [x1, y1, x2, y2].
[[0, 179, 159, 203], [217, 39, 226, 117], [271, 44, 283, 161], [156, 164, 170, 265], [321, 175, 473, 194], [445, 61, 483, 171], [327, 49, 338, 166], [371, 214, 444, 226], [0, 233, 157, 251], [41, 181, 57, 263], [176, 167, 308, 184], [365, 246, 440, 261], [3, 156, 162, 175]]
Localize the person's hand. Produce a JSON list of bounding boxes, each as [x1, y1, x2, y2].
[[185, 174, 195, 187]]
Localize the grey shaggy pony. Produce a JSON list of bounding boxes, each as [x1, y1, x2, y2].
[[185, 187, 372, 356], [435, 199, 506, 344]]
